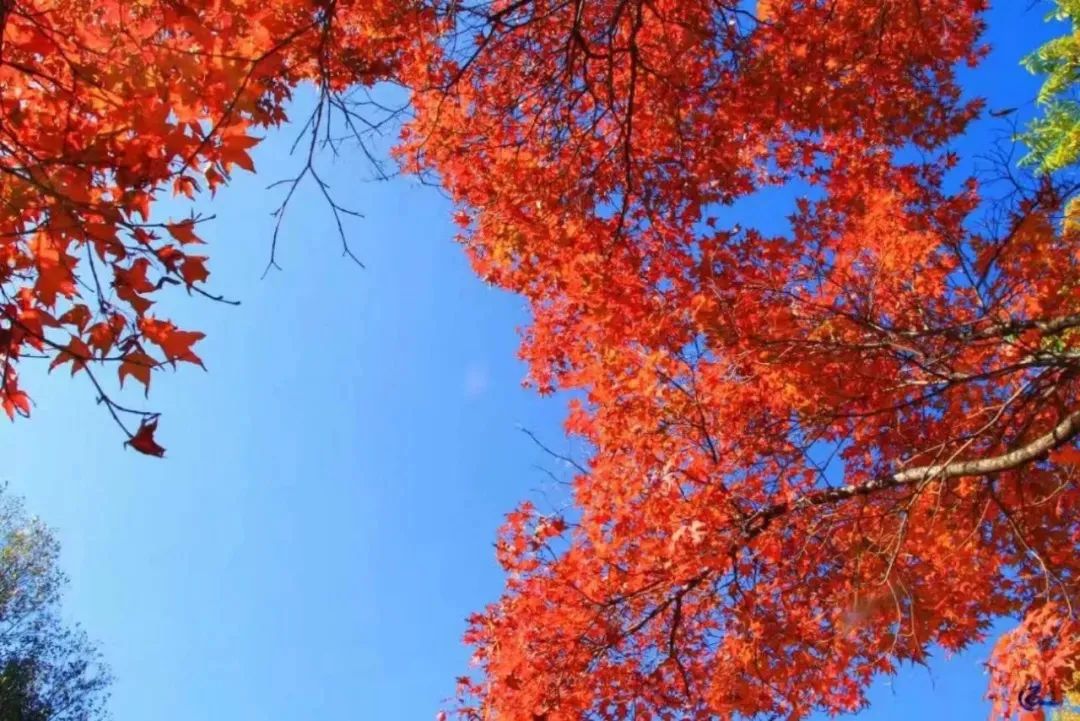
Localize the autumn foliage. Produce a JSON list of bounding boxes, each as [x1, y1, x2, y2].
[[403, 1, 1080, 719], [2, 0, 1079, 719], [0, 0, 428, 446]]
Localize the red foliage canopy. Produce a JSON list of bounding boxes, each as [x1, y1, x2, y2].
[[401, 1, 1079, 719], [0, 0, 429, 445], [2, 1, 1077, 718]]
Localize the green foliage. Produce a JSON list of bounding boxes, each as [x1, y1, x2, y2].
[[0, 659, 53, 721], [1020, 0, 1080, 173], [0, 488, 110, 721]]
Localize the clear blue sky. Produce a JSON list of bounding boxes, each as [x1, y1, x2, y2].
[[0, 3, 1063, 719]]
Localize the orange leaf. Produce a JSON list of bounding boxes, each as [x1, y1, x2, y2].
[[180, 256, 210, 286], [156, 245, 185, 272], [172, 176, 199, 199], [1, 390, 30, 420], [166, 220, 203, 245], [139, 317, 205, 366], [87, 316, 125, 356], [118, 351, 157, 395], [58, 304, 92, 333], [1049, 445, 1080, 465], [221, 144, 256, 172], [49, 336, 90, 376], [113, 258, 157, 315], [127, 417, 165, 457], [127, 191, 152, 222]]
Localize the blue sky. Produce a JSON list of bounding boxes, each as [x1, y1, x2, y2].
[[0, 3, 1065, 720]]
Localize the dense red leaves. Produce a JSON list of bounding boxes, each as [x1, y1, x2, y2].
[[0, 0, 430, 450], [398, 1, 1079, 720], [3, 0, 1077, 718]]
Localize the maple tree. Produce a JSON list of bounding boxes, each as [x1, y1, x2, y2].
[[4, 0, 1079, 719], [0, 0, 429, 454], [398, 1, 1080, 719]]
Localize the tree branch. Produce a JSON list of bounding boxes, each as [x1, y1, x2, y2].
[[746, 409, 1080, 535]]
